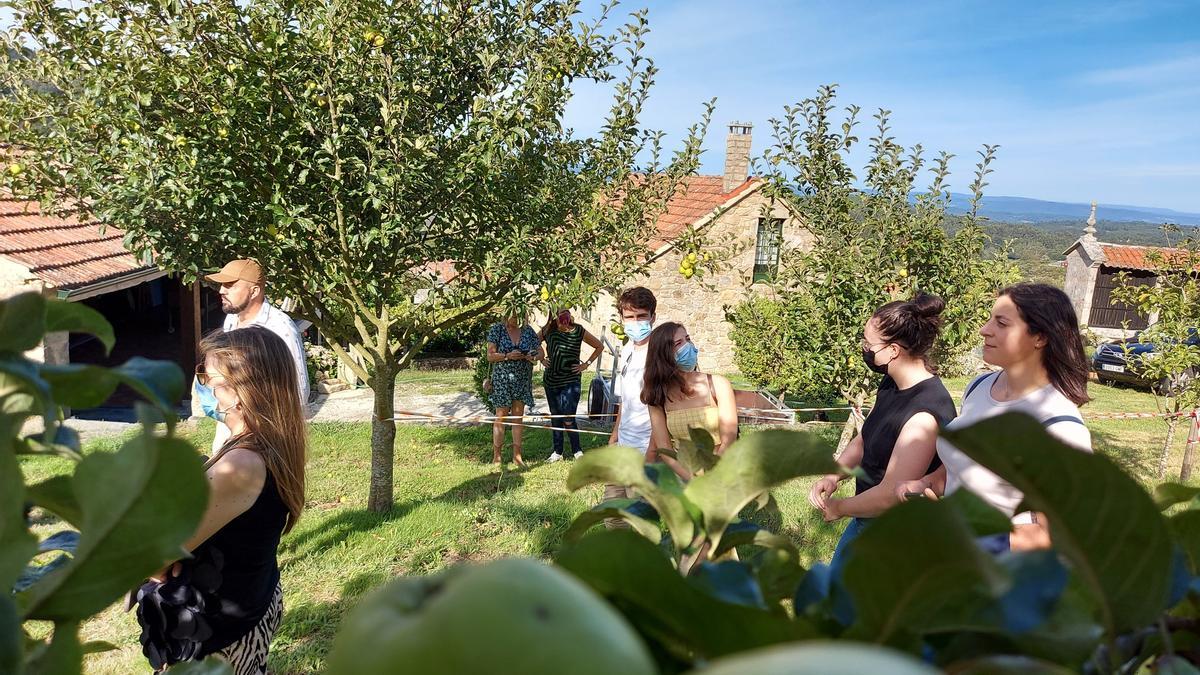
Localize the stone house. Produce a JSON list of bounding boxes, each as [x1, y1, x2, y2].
[[0, 193, 223, 414], [574, 122, 810, 373], [1063, 203, 1175, 340]]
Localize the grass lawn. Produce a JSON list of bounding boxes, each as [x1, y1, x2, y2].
[[16, 374, 1194, 673]]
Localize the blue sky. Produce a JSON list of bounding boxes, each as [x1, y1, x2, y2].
[[565, 0, 1200, 212]]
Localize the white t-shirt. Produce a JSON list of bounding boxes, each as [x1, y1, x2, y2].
[[939, 371, 1092, 523], [212, 300, 310, 452], [615, 344, 651, 453]]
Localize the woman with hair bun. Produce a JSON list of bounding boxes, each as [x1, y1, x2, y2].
[[810, 292, 957, 576]]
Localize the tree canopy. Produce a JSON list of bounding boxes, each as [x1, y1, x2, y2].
[[1, 0, 712, 510]]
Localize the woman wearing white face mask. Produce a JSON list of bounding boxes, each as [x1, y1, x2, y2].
[[643, 322, 738, 479]]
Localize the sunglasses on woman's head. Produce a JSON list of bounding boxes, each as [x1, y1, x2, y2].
[[195, 363, 221, 386]]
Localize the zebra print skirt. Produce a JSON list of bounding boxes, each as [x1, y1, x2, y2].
[[213, 582, 284, 675]]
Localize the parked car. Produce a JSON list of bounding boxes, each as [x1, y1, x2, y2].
[[1092, 330, 1199, 393]]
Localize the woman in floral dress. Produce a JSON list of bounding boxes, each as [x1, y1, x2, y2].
[[486, 315, 542, 466]]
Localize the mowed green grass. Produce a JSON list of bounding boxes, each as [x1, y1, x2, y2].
[[16, 374, 1192, 673]]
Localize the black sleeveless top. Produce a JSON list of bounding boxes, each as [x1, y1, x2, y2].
[[193, 464, 288, 653], [856, 375, 956, 496]]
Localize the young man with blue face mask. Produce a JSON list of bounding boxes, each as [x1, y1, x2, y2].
[[602, 287, 657, 522]]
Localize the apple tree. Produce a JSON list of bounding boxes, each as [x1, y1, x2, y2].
[[0, 0, 711, 511], [1110, 227, 1200, 480], [727, 85, 1018, 448]]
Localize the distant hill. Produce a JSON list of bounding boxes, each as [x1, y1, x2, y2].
[[943, 193, 1200, 226]]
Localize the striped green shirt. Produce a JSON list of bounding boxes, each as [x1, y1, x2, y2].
[[543, 325, 585, 388]]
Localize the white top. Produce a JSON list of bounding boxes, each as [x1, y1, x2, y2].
[[939, 372, 1092, 523], [614, 345, 652, 453], [212, 300, 310, 452]]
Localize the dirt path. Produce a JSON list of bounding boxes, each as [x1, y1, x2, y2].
[[57, 383, 599, 443]]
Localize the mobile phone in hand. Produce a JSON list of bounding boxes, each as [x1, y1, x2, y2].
[[904, 491, 926, 499]]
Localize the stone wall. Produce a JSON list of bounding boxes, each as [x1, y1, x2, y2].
[[0, 258, 59, 364], [583, 188, 809, 374], [1063, 246, 1099, 329]]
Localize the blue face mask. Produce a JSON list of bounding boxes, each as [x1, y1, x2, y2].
[[675, 342, 699, 371], [194, 381, 232, 423], [623, 320, 653, 343]]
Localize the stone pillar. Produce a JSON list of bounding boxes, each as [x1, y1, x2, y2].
[[723, 122, 753, 193]]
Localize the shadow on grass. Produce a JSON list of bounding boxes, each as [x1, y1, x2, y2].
[[282, 470, 527, 559], [271, 571, 390, 673], [419, 423, 613, 463], [1092, 425, 1162, 482]]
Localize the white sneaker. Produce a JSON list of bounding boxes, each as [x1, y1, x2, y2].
[[547, 452, 564, 463], [574, 451, 584, 459]]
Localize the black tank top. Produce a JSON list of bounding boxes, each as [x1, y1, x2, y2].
[[193, 459, 288, 654], [856, 375, 957, 495]]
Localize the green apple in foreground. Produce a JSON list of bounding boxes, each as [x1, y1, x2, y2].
[[690, 642, 938, 675], [327, 558, 656, 675]]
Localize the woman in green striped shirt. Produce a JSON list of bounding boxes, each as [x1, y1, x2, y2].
[[539, 309, 603, 462]]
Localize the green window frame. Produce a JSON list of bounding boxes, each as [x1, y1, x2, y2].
[[753, 218, 784, 283]]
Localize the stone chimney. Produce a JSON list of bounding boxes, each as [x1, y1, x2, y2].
[[1083, 201, 1097, 240], [723, 121, 752, 193]]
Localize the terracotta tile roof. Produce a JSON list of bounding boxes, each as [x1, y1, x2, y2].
[[1100, 243, 1192, 271], [648, 176, 758, 250], [0, 195, 154, 290], [425, 175, 760, 282]]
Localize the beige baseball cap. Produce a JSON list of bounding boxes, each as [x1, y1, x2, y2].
[[205, 259, 265, 286]]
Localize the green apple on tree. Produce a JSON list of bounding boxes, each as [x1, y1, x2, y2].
[[327, 558, 656, 675]]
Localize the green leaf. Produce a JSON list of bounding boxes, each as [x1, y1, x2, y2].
[[80, 640, 118, 655], [25, 621, 80, 675], [19, 432, 208, 621], [944, 488, 1011, 537], [563, 498, 662, 544], [843, 498, 1007, 647], [44, 300, 114, 355], [944, 654, 1076, 674], [567, 447, 696, 549], [673, 427, 718, 474], [685, 428, 838, 550], [0, 361, 53, 424], [0, 595, 20, 675], [0, 430, 37, 590], [557, 531, 814, 661], [40, 357, 184, 414], [943, 413, 1175, 635], [1155, 483, 1200, 511], [25, 477, 83, 528], [685, 641, 939, 675], [0, 294, 46, 355], [1171, 510, 1200, 574]]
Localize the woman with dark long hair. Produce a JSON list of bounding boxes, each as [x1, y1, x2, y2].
[[539, 309, 603, 462], [642, 322, 738, 479], [810, 292, 956, 588], [897, 283, 1092, 553], [136, 327, 306, 674]]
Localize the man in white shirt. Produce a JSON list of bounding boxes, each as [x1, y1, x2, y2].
[[604, 287, 657, 516], [204, 259, 310, 451]]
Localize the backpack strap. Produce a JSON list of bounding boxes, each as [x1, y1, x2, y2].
[[964, 372, 998, 403], [1041, 414, 1086, 427]]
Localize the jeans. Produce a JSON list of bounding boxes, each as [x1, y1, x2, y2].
[[826, 517, 869, 626], [544, 381, 582, 455], [976, 532, 1011, 555]]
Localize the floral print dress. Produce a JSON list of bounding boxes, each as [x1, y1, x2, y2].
[[487, 323, 538, 408]]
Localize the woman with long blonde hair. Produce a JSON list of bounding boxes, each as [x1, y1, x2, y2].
[[136, 326, 306, 674]]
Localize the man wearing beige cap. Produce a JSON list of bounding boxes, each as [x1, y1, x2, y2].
[[204, 259, 310, 450]]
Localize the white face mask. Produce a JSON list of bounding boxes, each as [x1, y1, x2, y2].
[[624, 320, 653, 342]]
